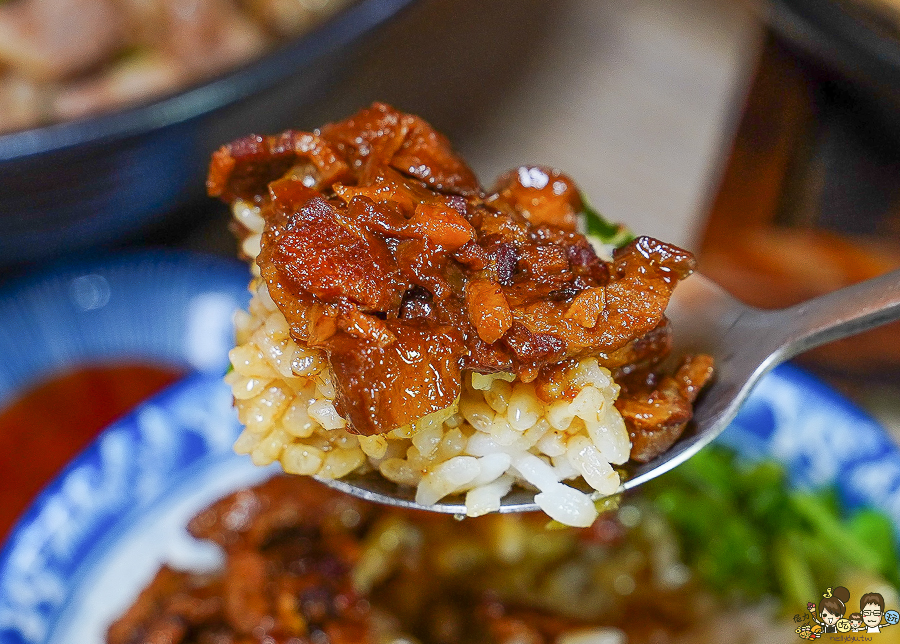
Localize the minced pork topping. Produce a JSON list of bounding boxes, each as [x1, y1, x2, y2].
[[209, 103, 710, 461]]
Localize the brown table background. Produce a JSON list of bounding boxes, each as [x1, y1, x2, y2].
[[700, 30, 900, 431]]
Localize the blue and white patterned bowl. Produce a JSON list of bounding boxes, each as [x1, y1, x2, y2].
[[0, 253, 898, 644], [0, 249, 250, 407]]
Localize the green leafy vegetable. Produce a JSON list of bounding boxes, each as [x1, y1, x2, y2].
[[643, 446, 900, 608], [579, 195, 636, 248]]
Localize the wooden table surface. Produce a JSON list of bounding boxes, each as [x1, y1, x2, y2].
[[698, 30, 900, 437], [700, 33, 900, 375]]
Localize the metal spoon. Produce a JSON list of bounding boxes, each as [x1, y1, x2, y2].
[[319, 268, 900, 514]]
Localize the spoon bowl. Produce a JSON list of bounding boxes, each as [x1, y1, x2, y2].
[[319, 269, 900, 514]]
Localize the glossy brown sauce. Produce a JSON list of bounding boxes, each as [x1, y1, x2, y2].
[[210, 103, 700, 438], [0, 364, 181, 539]]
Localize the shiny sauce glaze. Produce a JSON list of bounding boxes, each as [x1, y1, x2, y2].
[[209, 103, 706, 451]]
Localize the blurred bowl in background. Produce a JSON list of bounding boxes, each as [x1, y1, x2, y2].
[[0, 0, 415, 267]]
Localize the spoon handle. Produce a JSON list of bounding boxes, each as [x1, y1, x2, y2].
[[770, 268, 900, 363]]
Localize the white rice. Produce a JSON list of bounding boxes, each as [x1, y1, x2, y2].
[[227, 199, 631, 527]]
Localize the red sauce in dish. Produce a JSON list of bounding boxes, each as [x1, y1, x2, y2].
[[0, 364, 181, 540]]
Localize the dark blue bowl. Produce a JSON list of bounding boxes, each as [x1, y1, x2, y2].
[[767, 0, 900, 135], [0, 0, 415, 267]]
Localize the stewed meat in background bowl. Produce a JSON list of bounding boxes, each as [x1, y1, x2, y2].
[[0, 0, 415, 266]]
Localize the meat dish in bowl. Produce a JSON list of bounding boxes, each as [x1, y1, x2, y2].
[[0, 0, 415, 265]]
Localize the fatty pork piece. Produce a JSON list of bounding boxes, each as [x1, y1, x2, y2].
[[107, 477, 380, 644], [209, 102, 698, 438]]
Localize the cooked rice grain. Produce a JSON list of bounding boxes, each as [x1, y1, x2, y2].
[[226, 277, 631, 527], [228, 201, 632, 527]]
